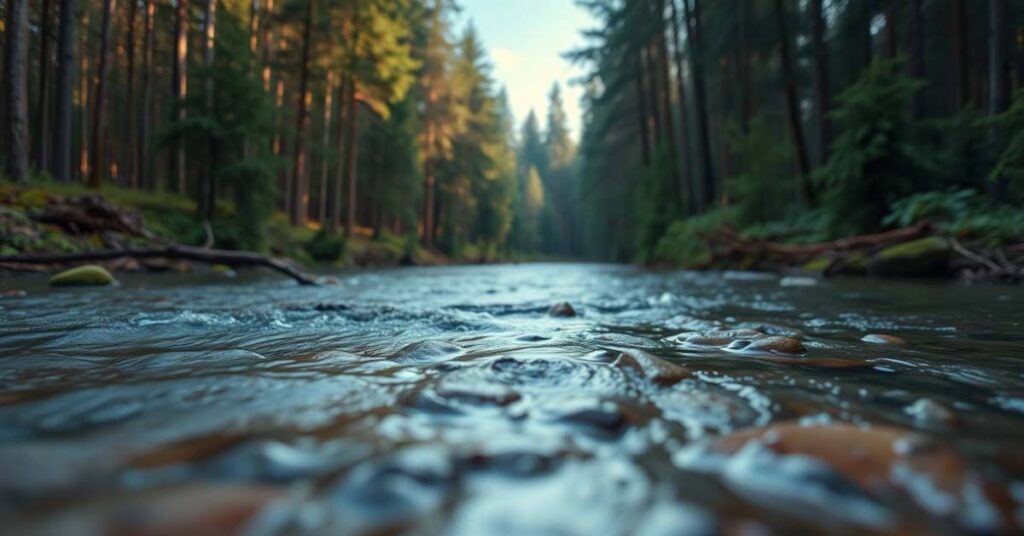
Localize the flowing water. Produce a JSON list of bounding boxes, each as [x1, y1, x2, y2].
[[2, 264, 1024, 534]]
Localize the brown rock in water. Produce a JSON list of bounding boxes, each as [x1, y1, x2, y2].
[[740, 336, 807, 355], [683, 329, 764, 347], [547, 302, 577, 317], [614, 350, 691, 386], [862, 333, 908, 346], [710, 423, 1016, 531], [0, 289, 27, 298]]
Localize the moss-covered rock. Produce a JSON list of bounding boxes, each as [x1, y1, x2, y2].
[[49, 265, 116, 287], [802, 257, 832, 273], [870, 237, 951, 277]]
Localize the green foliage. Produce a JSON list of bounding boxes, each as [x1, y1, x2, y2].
[[726, 117, 797, 225], [814, 59, 935, 236], [652, 208, 738, 268], [990, 91, 1024, 200], [304, 228, 347, 262], [885, 189, 1024, 245]]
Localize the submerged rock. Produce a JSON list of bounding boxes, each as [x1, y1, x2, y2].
[[862, 333, 908, 346], [706, 423, 1015, 532], [739, 336, 807, 355], [392, 340, 464, 364], [871, 237, 951, 277], [683, 329, 765, 347], [1, 289, 27, 298], [547, 302, 577, 318], [49, 264, 116, 287], [614, 350, 691, 386]]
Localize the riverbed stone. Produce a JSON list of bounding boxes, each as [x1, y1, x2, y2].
[[870, 237, 951, 277], [862, 333, 908, 346], [49, 265, 116, 287], [683, 329, 764, 347], [905, 398, 957, 425], [614, 350, 691, 386], [547, 302, 577, 317], [740, 336, 807, 355]]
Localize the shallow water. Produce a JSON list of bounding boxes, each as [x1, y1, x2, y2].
[[1, 264, 1023, 534]]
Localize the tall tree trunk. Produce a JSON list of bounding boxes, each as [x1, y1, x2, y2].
[[737, 0, 752, 132], [139, 0, 154, 189], [78, 10, 90, 182], [641, 44, 661, 147], [4, 0, 29, 183], [421, 120, 435, 246], [35, 0, 54, 172], [88, 0, 117, 189], [669, 0, 695, 213], [683, 0, 715, 210], [50, 0, 75, 183], [774, 0, 811, 202], [343, 77, 359, 236], [248, 0, 260, 57], [171, 0, 189, 194], [655, 9, 680, 205], [260, 0, 274, 92], [908, 0, 925, 118], [122, 0, 138, 188], [318, 70, 335, 223], [990, 0, 1011, 198], [884, 5, 898, 58], [289, 0, 313, 227], [811, 0, 832, 162], [634, 56, 652, 168], [200, 0, 216, 218], [330, 78, 349, 233], [952, 0, 970, 109]]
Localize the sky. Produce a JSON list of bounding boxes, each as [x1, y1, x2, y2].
[[456, 0, 595, 141]]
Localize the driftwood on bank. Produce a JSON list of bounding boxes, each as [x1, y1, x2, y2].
[[710, 220, 933, 264], [0, 245, 319, 285]]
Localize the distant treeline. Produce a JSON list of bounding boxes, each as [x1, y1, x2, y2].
[[1, 0, 577, 258], [571, 0, 1024, 262]]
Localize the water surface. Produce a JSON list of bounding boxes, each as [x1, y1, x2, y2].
[[2, 264, 1023, 534]]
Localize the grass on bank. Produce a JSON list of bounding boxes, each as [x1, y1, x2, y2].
[[0, 178, 448, 267]]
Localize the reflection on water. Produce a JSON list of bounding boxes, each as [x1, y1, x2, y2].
[[1, 264, 1023, 534]]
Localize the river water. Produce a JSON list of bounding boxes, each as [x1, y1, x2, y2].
[[2, 264, 1023, 534]]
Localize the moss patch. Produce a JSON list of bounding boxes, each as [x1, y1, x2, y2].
[[50, 265, 116, 287]]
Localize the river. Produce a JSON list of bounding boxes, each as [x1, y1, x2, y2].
[[2, 264, 1023, 534]]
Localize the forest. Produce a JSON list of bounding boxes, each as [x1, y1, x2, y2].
[[2, 0, 1024, 274]]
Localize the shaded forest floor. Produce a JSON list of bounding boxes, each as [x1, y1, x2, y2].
[[0, 181, 457, 274]]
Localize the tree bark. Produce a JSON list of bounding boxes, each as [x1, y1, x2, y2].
[[669, 0, 695, 213], [319, 70, 335, 223], [78, 10, 90, 182], [908, 0, 925, 118], [139, 0, 154, 189], [343, 77, 360, 236], [655, 8, 680, 206], [952, 0, 970, 109], [290, 0, 314, 227], [88, 0, 117, 189], [50, 0, 76, 183], [990, 0, 1011, 198], [811, 0, 832, 162], [330, 78, 349, 233], [774, 0, 812, 202], [200, 0, 217, 218], [683, 0, 715, 210], [4, 0, 29, 183], [35, 0, 54, 172], [171, 0, 189, 194], [122, 0, 138, 188], [634, 56, 652, 168]]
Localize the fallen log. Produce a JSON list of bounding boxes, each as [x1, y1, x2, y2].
[[0, 245, 319, 285]]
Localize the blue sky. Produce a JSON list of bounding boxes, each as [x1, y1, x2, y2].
[[457, 0, 595, 141]]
